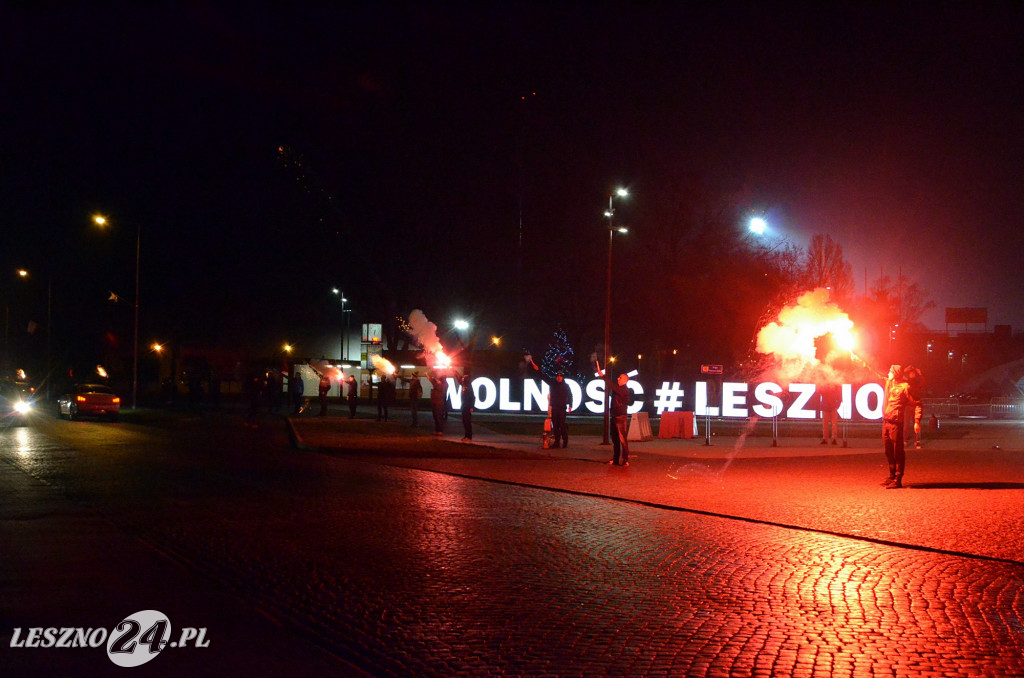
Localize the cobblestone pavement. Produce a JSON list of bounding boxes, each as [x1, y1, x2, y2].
[[3, 410, 1024, 676]]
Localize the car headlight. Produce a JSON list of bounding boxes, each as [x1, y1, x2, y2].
[[14, 400, 32, 414]]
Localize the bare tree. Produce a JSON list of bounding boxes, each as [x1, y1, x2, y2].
[[801, 234, 855, 304], [868, 272, 935, 331]]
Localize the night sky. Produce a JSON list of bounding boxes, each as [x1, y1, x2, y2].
[[3, 3, 1023, 369]]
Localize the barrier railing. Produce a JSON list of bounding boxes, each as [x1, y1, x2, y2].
[[922, 397, 1023, 419]]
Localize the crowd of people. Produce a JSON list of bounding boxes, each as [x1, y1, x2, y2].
[[265, 358, 928, 486]]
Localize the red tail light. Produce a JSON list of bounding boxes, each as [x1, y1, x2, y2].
[[76, 395, 87, 402], [112, 397, 121, 404]]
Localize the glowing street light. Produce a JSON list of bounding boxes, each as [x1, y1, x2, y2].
[[602, 186, 629, 445], [93, 213, 141, 409], [283, 343, 293, 354], [454, 319, 470, 331], [749, 216, 767, 235]]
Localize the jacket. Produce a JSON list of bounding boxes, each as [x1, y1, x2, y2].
[[883, 379, 922, 425]]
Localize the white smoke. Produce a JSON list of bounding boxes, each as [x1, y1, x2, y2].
[[407, 309, 443, 355]]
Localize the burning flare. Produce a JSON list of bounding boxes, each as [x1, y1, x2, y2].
[[371, 355, 396, 375], [757, 288, 854, 363], [754, 287, 872, 384]]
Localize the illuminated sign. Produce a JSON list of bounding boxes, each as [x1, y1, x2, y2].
[[438, 376, 885, 420]]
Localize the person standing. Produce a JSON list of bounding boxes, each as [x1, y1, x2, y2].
[[406, 372, 423, 427], [346, 375, 359, 418], [376, 374, 394, 422], [290, 369, 305, 416], [245, 372, 263, 428], [881, 364, 923, 489], [818, 382, 841, 445], [428, 371, 447, 436], [596, 361, 631, 466], [904, 366, 926, 449], [527, 356, 571, 448], [317, 372, 331, 416], [460, 373, 475, 441]]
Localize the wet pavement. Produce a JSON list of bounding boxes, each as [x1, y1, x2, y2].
[[2, 407, 1023, 676]]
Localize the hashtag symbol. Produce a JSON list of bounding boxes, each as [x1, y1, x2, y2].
[[653, 381, 685, 414]]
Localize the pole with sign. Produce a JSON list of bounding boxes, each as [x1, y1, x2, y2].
[[701, 365, 722, 445]]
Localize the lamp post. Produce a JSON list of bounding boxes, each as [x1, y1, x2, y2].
[[602, 187, 629, 445], [332, 288, 351, 361], [93, 214, 140, 410]]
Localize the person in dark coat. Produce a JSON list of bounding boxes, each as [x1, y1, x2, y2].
[[346, 375, 359, 418], [527, 356, 571, 448], [428, 371, 447, 436], [818, 382, 841, 445], [291, 369, 305, 416], [376, 374, 395, 422], [596, 360, 631, 466], [406, 372, 423, 427], [318, 373, 331, 416], [460, 373, 474, 441]]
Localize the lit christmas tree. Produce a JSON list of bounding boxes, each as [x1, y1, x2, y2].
[[541, 326, 577, 381]]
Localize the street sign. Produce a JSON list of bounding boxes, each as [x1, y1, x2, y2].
[[701, 364, 723, 375]]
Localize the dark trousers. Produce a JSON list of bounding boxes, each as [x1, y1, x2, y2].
[[319, 393, 328, 416], [551, 409, 568, 447], [432, 404, 445, 433], [612, 415, 630, 464], [462, 409, 472, 439], [410, 399, 419, 426], [348, 397, 357, 418], [882, 420, 905, 478], [377, 400, 389, 421]]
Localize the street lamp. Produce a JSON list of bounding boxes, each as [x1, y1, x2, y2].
[[332, 288, 351, 361], [93, 214, 141, 409], [602, 187, 629, 445]]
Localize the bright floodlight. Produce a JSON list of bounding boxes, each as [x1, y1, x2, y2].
[[93, 215, 107, 226], [454, 319, 470, 331], [616, 188, 628, 198], [749, 217, 767, 235]]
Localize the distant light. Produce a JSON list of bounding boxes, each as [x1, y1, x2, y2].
[[616, 227, 628, 234], [604, 210, 614, 218], [615, 188, 628, 198], [151, 343, 163, 353], [454, 319, 470, 330], [93, 215, 107, 226], [749, 217, 767, 235], [17, 269, 28, 278], [637, 354, 643, 360], [491, 336, 501, 346], [283, 343, 293, 353]]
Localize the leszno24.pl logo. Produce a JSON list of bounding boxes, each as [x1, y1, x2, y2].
[[10, 610, 208, 668]]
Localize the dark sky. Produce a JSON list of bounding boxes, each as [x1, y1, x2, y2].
[[3, 2, 1023, 364]]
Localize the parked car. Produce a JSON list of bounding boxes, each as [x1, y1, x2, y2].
[[0, 380, 36, 427], [57, 384, 121, 421]]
